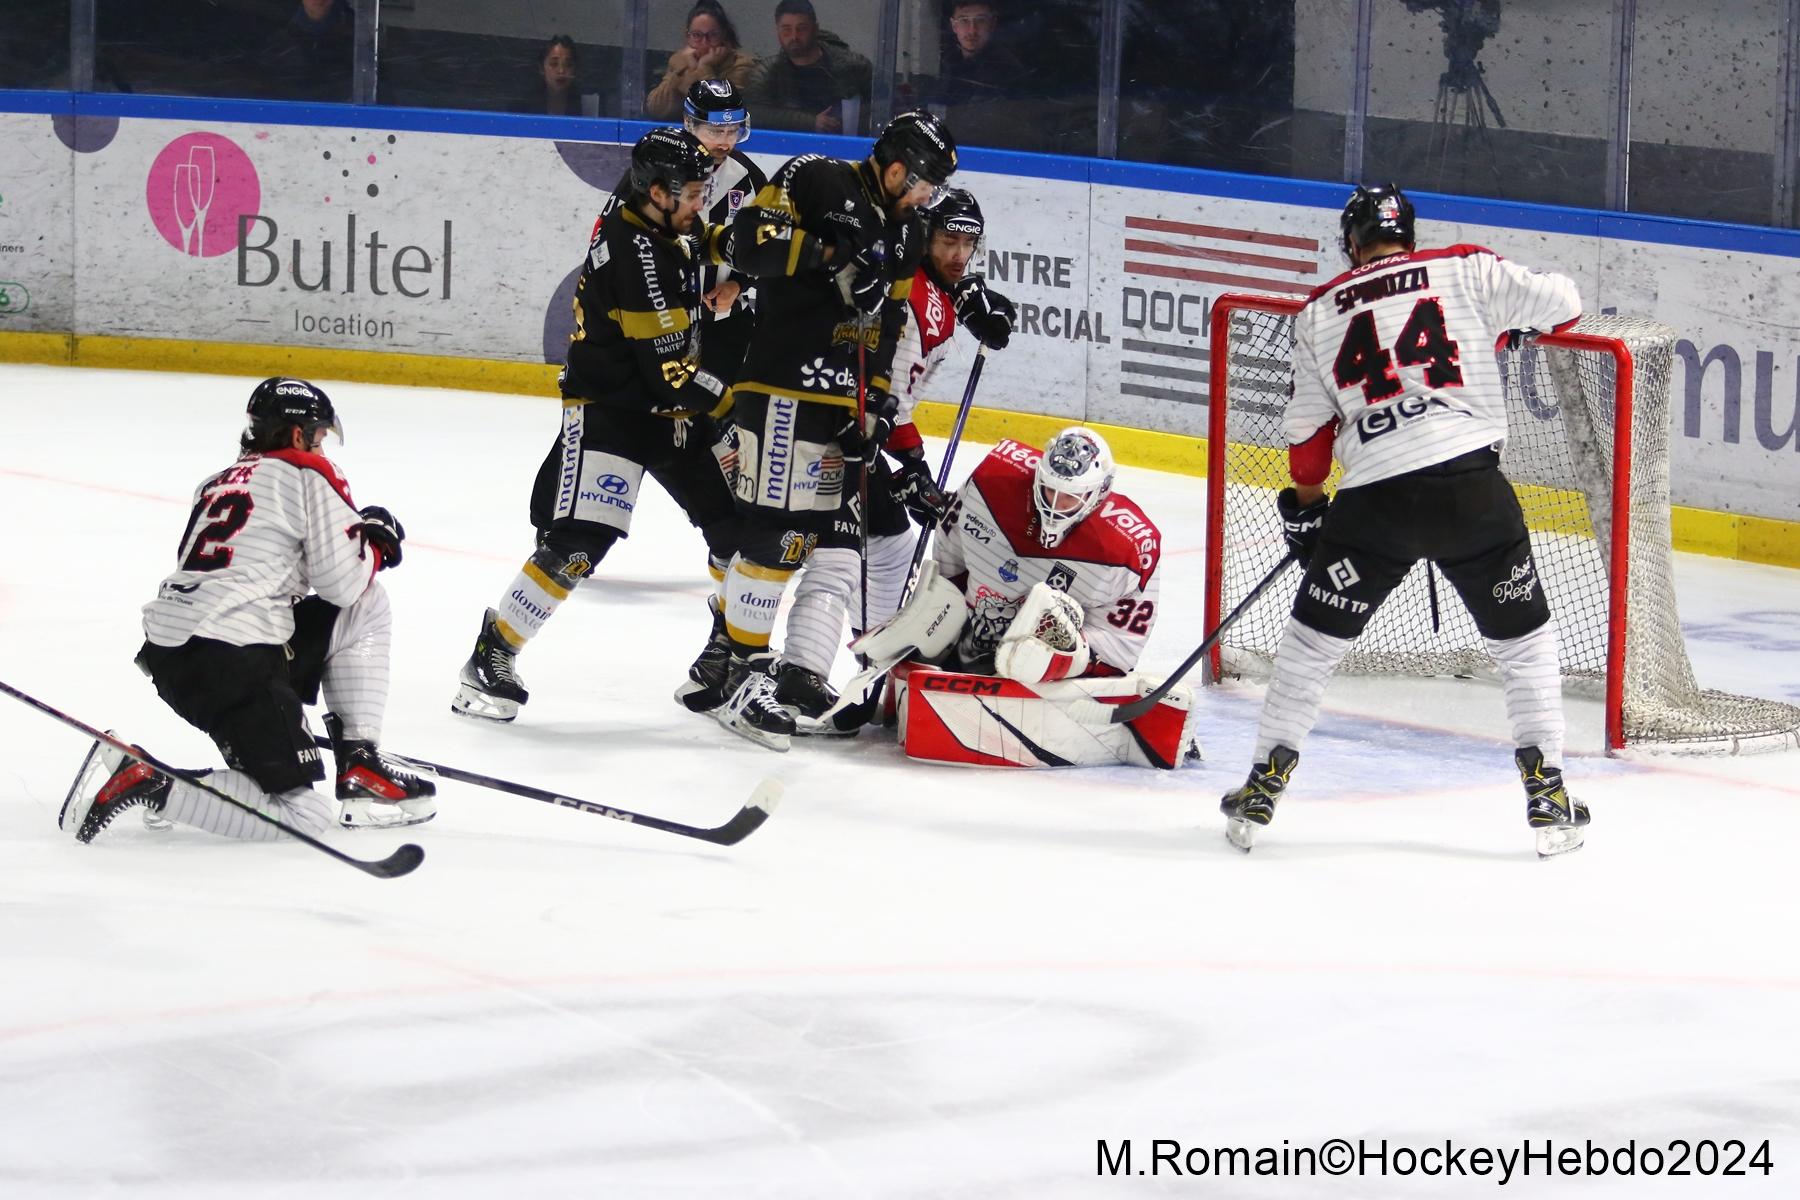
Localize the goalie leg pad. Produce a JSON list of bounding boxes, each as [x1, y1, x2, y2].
[[898, 670, 1198, 769], [850, 560, 967, 666]]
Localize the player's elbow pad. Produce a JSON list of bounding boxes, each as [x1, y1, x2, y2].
[[1288, 420, 1338, 487]]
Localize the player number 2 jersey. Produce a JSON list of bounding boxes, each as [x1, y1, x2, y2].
[[142, 450, 378, 649], [933, 440, 1162, 674], [1287, 245, 1581, 487]]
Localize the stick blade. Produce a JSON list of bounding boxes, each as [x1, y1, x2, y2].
[[701, 777, 783, 846], [361, 842, 426, 879]]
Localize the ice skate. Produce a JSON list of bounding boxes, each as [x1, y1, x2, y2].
[[452, 608, 528, 722], [776, 661, 861, 737], [1517, 747, 1589, 859], [60, 736, 172, 844], [326, 713, 438, 829], [715, 655, 795, 752], [1219, 746, 1299, 853], [675, 597, 734, 713]]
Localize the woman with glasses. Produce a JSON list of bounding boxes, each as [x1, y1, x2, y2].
[[646, 1, 756, 119]]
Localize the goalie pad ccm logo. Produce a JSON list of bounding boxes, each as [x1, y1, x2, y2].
[[919, 675, 1003, 696]]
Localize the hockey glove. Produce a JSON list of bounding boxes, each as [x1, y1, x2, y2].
[[357, 505, 405, 570], [1276, 487, 1329, 566], [890, 451, 948, 526], [951, 275, 1017, 350], [835, 389, 899, 465], [834, 241, 889, 317]]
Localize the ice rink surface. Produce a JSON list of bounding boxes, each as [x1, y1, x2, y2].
[[3, 363, 1799, 1198]]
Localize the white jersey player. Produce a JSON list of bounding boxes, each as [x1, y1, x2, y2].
[[1220, 183, 1591, 857], [853, 427, 1199, 769], [773, 187, 1016, 734], [60, 378, 435, 846]]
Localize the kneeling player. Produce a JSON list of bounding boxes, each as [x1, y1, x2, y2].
[[59, 378, 436, 844], [853, 427, 1199, 769]]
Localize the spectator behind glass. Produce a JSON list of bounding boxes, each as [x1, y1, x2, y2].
[[513, 35, 588, 116], [936, 0, 1026, 108], [263, 0, 353, 102], [745, 0, 872, 135], [646, 1, 757, 119]]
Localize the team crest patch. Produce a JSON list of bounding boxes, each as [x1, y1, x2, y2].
[[1046, 564, 1076, 592], [998, 558, 1019, 583]]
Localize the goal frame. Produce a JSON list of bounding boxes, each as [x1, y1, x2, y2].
[[1202, 292, 1638, 751]]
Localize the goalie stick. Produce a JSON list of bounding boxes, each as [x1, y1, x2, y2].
[[1, 678, 424, 879], [311, 736, 782, 846]]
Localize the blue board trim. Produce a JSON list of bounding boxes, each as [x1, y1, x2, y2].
[[6, 88, 1798, 259]]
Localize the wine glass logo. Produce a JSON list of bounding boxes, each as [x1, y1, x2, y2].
[[171, 146, 216, 256], [147, 134, 259, 259]]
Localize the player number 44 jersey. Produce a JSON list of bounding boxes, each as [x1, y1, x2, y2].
[[933, 440, 1162, 674], [1288, 244, 1581, 488], [141, 450, 378, 649]]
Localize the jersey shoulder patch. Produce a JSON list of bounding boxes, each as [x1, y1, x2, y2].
[[257, 449, 356, 508]]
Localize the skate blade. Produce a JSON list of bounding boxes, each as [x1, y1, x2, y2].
[[144, 808, 175, 832], [1536, 824, 1585, 859], [715, 711, 792, 753], [451, 686, 518, 722], [340, 801, 438, 830], [59, 740, 109, 832], [1225, 817, 1256, 853], [791, 713, 861, 738]]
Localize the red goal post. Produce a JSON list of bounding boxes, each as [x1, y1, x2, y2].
[[1201, 292, 1800, 754]]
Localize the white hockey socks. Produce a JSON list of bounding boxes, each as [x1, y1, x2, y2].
[[1488, 621, 1566, 768], [161, 769, 334, 841], [723, 555, 790, 652], [1254, 617, 1355, 760], [784, 547, 856, 676], [320, 583, 392, 744], [861, 532, 912, 632]]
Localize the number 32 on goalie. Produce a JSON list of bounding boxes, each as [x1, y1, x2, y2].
[[1106, 598, 1154, 634]]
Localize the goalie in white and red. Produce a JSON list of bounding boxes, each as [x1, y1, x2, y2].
[[852, 426, 1200, 769]]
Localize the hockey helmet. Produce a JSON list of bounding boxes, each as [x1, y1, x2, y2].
[[1340, 183, 1415, 261], [926, 187, 984, 239], [245, 377, 341, 448], [683, 78, 750, 146], [923, 187, 985, 285], [626, 126, 713, 200], [873, 109, 958, 203], [1033, 427, 1116, 549]]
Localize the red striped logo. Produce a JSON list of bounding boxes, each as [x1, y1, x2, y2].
[[1123, 216, 1319, 296]]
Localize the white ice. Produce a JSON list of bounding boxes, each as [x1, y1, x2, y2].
[[3, 363, 1798, 1198]]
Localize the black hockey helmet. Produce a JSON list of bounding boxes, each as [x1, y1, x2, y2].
[[872, 109, 958, 188], [926, 187, 984, 239], [245, 377, 341, 449], [1340, 183, 1416, 261], [626, 126, 713, 200], [683, 77, 750, 143]]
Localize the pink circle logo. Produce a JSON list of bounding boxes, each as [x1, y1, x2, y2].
[[146, 133, 261, 258]]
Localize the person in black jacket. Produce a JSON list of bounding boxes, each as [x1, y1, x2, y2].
[[687, 110, 956, 751], [453, 128, 741, 724]]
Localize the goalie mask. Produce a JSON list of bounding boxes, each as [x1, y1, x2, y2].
[[1033, 427, 1115, 549]]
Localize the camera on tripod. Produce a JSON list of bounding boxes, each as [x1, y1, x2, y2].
[[1403, 0, 1506, 129]]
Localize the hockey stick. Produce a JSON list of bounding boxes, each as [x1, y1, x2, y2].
[[1, 679, 424, 879], [905, 343, 988, 586], [1098, 553, 1299, 725], [313, 736, 782, 846], [856, 316, 872, 639]]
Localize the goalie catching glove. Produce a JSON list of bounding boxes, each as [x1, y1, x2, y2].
[[994, 582, 1090, 683]]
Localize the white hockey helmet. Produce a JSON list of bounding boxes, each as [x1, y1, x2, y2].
[[1033, 426, 1115, 548]]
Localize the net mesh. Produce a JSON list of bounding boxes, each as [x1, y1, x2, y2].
[[1211, 302, 1800, 753]]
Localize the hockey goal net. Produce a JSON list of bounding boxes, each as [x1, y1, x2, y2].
[[1203, 293, 1800, 754]]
